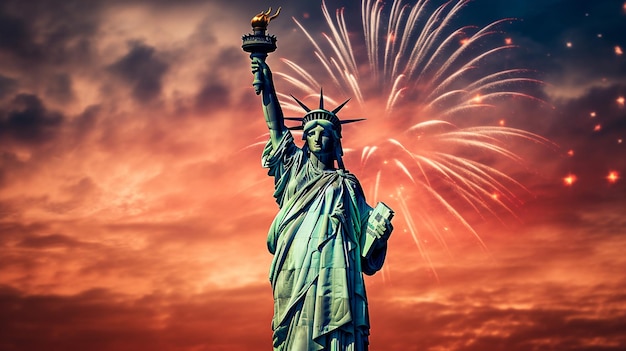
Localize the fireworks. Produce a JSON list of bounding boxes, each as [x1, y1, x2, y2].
[[563, 174, 577, 186], [278, 0, 553, 272]]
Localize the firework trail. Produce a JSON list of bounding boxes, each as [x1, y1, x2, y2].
[[277, 0, 555, 278]]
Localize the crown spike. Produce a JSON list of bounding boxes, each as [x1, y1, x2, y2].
[[332, 98, 351, 114], [291, 95, 311, 112], [319, 88, 324, 110], [341, 118, 366, 124]]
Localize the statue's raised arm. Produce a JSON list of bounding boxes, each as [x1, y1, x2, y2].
[[250, 58, 286, 148], [242, 7, 285, 149]]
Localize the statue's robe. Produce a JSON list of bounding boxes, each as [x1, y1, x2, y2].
[[262, 132, 387, 351]]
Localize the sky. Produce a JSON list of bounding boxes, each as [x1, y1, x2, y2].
[[0, 0, 625, 350]]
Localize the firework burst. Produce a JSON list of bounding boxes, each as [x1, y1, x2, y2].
[[277, 0, 555, 278]]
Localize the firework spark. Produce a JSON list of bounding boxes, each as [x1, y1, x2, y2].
[[564, 174, 577, 186], [277, 0, 554, 273]]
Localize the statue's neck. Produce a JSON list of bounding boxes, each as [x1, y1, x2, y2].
[[309, 151, 335, 170]]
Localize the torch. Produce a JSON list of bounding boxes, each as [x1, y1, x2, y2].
[[242, 8, 281, 95]]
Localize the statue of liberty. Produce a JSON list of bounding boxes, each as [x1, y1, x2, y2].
[[244, 8, 394, 351]]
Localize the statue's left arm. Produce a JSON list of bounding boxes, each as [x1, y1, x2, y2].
[[348, 175, 393, 275], [361, 215, 393, 275]]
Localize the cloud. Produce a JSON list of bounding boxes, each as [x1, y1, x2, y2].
[[367, 283, 626, 351], [17, 233, 87, 249], [0, 0, 101, 72], [537, 84, 626, 200], [194, 82, 229, 113], [0, 11, 38, 61], [0, 284, 272, 351], [0, 75, 18, 99], [0, 93, 64, 144], [108, 41, 170, 103], [192, 47, 249, 114], [45, 73, 75, 103], [365, 213, 626, 350]]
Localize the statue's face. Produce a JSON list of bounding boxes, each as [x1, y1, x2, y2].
[[305, 124, 333, 154]]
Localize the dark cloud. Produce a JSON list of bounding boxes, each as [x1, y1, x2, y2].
[[0, 11, 38, 61], [0, 221, 52, 247], [550, 91, 625, 153], [0, 284, 272, 351], [0, 286, 163, 351], [45, 73, 75, 103], [17, 233, 85, 249], [189, 46, 247, 114], [0, 75, 18, 99], [0, 93, 64, 144], [0, 153, 19, 189], [41, 177, 101, 214], [0, 1, 97, 127], [108, 42, 170, 103], [519, 0, 626, 83], [0, 0, 100, 68], [542, 84, 626, 199], [195, 82, 229, 113], [70, 105, 101, 143], [0, 201, 13, 219], [367, 266, 626, 351]]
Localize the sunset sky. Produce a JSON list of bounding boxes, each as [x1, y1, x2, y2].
[[1, 0, 625, 350]]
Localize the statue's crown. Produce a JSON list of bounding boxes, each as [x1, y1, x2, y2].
[[285, 90, 364, 137], [302, 110, 342, 131]]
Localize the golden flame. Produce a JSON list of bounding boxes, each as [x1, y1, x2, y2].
[[251, 7, 281, 29]]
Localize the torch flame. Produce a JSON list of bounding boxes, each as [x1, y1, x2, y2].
[[251, 7, 281, 30]]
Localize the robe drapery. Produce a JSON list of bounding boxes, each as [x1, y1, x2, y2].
[[262, 132, 387, 351]]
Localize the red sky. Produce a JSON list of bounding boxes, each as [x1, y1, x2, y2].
[[1, 0, 625, 350]]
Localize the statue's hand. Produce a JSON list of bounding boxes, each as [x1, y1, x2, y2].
[[369, 218, 393, 250], [251, 57, 272, 95], [377, 218, 393, 240]]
